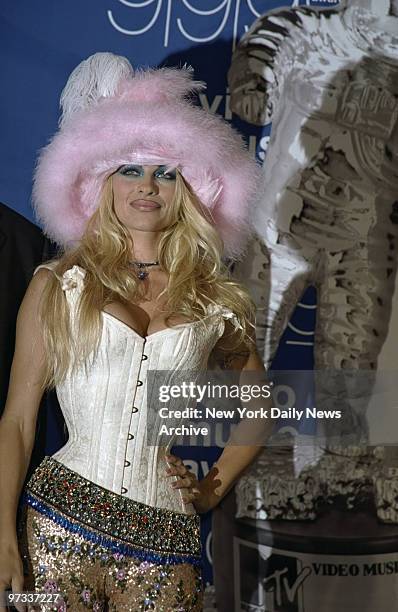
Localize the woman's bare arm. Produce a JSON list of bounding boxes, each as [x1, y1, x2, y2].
[[0, 269, 50, 545], [166, 321, 274, 513], [197, 340, 272, 512]]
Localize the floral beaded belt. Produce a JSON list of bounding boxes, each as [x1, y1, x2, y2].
[[22, 456, 202, 566]]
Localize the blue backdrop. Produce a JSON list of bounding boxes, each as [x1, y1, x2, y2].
[[0, 0, 338, 588]]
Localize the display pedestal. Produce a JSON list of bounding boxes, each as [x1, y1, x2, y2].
[[233, 504, 398, 611]]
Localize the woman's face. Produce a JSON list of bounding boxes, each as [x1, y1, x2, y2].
[[112, 164, 177, 233]]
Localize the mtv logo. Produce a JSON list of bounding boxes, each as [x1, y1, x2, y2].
[[234, 538, 310, 611]]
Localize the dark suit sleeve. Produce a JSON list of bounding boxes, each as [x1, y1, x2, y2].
[[0, 204, 53, 413]]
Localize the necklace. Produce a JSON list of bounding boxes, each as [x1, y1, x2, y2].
[[130, 260, 160, 280]]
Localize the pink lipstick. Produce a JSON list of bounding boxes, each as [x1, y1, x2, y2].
[[130, 199, 161, 211]]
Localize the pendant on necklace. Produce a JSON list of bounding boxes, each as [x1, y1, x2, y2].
[[130, 260, 159, 280]]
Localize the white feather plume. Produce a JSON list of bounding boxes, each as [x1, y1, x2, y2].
[[59, 52, 134, 127]]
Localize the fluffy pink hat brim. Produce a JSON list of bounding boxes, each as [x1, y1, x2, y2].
[[33, 79, 261, 259]]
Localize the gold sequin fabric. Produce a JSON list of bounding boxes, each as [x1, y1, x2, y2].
[[18, 457, 203, 611]]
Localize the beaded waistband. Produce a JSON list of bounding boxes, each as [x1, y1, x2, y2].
[[23, 456, 202, 566]]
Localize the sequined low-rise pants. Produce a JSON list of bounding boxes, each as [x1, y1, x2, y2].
[[18, 457, 203, 612]]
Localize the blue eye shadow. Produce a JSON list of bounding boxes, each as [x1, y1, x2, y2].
[[118, 165, 144, 176], [155, 165, 177, 180], [116, 164, 176, 180]]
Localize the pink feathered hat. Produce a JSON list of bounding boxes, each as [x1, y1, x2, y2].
[[33, 52, 260, 258]]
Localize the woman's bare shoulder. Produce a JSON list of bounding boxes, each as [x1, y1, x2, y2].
[[20, 266, 56, 313]]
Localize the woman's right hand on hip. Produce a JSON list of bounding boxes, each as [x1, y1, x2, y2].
[[0, 541, 26, 612]]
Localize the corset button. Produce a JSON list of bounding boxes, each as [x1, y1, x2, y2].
[[132, 407, 138, 413], [128, 433, 134, 440], [137, 380, 143, 387], [141, 354, 148, 361], [124, 460, 131, 467], [121, 487, 128, 494]]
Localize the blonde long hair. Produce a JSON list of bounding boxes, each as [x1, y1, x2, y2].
[[39, 172, 256, 389]]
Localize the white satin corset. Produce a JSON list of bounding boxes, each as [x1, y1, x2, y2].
[[35, 263, 242, 515]]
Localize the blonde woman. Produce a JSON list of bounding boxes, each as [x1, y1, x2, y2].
[[0, 53, 269, 612]]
